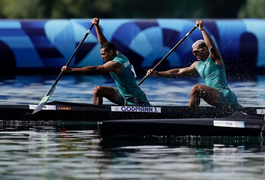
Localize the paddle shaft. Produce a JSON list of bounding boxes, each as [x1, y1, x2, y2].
[[54, 24, 95, 85], [138, 25, 197, 86], [32, 24, 95, 114]]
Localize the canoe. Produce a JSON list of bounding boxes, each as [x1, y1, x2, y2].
[[98, 111, 265, 139], [0, 101, 263, 121], [0, 101, 264, 133]]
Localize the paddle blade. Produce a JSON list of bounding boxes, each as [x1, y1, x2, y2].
[[32, 86, 56, 114]]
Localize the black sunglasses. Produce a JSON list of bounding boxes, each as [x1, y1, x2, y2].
[[193, 48, 203, 54]]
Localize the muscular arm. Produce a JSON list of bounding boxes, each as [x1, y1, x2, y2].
[[93, 18, 122, 54], [95, 25, 122, 55], [196, 20, 223, 64], [94, 24, 108, 45], [62, 61, 122, 75], [201, 29, 222, 62], [92, 17, 108, 45], [148, 62, 198, 78]]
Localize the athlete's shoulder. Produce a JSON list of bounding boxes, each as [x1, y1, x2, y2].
[[114, 53, 128, 62], [192, 61, 200, 68]]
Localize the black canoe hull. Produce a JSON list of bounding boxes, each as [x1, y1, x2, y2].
[[98, 112, 265, 139], [1, 101, 264, 137]]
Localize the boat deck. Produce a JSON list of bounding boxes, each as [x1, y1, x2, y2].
[[0, 101, 262, 121]]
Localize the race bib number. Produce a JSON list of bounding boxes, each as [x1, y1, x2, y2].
[[130, 64, 137, 78]]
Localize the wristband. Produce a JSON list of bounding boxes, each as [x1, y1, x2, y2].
[[199, 27, 204, 31]]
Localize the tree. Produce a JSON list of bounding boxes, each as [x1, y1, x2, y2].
[[0, 0, 251, 19], [238, 0, 265, 18]]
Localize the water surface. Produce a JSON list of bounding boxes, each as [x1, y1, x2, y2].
[[1, 74, 265, 107], [0, 74, 265, 179]]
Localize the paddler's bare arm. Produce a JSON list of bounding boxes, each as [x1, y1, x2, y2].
[[196, 20, 223, 64], [147, 62, 198, 78], [92, 17, 108, 45], [61, 61, 122, 74], [92, 17, 121, 55]]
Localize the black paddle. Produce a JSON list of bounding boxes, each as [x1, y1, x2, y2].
[[138, 25, 197, 86], [32, 24, 95, 114]]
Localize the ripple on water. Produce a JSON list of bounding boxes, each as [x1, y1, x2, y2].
[[0, 75, 265, 106], [0, 75, 265, 179]]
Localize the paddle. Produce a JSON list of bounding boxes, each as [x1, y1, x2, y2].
[[32, 23, 95, 114], [138, 25, 197, 86]]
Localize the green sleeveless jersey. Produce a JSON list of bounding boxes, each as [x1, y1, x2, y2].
[[109, 54, 151, 106], [196, 56, 229, 90], [196, 57, 241, 109]]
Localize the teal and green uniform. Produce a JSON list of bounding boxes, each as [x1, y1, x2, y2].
[[109, 54, 151, 106], [196, 57, 241, 109]]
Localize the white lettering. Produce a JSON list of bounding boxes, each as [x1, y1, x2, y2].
[[111, 106, 161, 113], [214, 121, 245, 128], [257, 109, 265, 114], [124, 60, 130, 68], [29, 105, 56, 110]]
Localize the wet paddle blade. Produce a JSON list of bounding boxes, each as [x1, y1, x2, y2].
[[32, 86, 56, 114]]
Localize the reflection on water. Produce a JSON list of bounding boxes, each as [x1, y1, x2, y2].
[[1, 74, 265, 179], [0, 128, 264, 179], [1, 74, 265, 106]]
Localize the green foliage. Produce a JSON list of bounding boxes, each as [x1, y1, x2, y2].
[[1, 0, 40, 18], [238, 0, 265, 18], [0, 0, 263, 19]]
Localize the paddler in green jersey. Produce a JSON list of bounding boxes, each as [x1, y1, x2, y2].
[[62, 17, 151, 107], [147, 20, 241, 110]]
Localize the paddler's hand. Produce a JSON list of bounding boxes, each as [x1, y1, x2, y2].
[[146, 69, 159, 77], [61, 66, 72, 73], [92, 17, 99, 26], [195, 20, 203, 29]]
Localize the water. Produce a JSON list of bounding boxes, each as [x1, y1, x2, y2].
[[1, 74, 265, 106], [0, 74, 265, 179]]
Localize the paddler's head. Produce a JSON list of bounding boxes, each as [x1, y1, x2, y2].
[[100, 42, 117, 62], [192, 39, 208, 61]]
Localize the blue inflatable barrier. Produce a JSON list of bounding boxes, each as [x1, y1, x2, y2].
[[0, 19, 264, 74]]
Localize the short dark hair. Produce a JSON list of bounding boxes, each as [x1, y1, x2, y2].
[[101, 42, 116, 52]]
